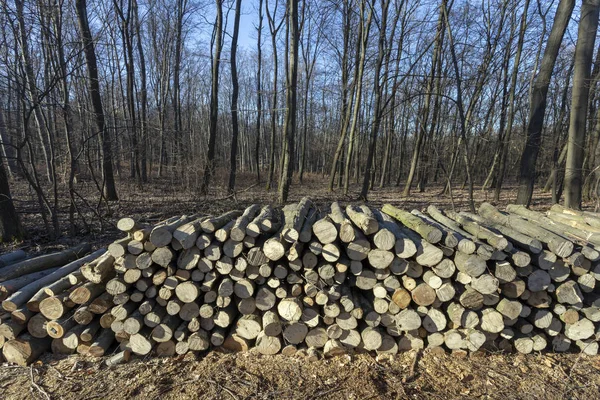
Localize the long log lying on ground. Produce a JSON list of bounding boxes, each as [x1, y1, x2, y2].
[[0, 250, 27, 268], [0, 243, 91, 282], [2, 200, 600, 365], [2, 249, 105, 312]]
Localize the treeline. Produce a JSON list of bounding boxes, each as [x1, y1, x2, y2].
[[0, 0, 599, 242]]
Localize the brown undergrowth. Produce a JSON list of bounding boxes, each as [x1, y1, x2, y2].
[[1, 350, 599, 399]]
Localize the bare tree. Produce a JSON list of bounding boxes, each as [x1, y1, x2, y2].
[[255, 0, 264, 183], [228, 0, 242, 193], [278, 0, 299, 203], [564, 0, 600, 208], [515, 0, 575, 206], [201, 0, 224, 194], [76, 0, 119, 201]]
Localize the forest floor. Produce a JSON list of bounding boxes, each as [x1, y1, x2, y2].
[[2, 172, 600, 399], [1, 348, 600, 399], [1, 171, 572, 255]]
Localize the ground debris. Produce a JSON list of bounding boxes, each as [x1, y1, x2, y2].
[[0, 351, 598, 399]]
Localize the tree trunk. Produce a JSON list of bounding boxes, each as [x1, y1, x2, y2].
[[515, 0, 575, 206], [278, 0, 299, 204], [0, 156, 22, 243], [494, 0, 529, 201], [228, 0, 242, 193], [75, 0, 118, 201], [256, 0, 264, 184], [133, 0, 148, 182], [564, 0, 600, 209], [265, 0, 283, 191], [201, 0, 223, 194]]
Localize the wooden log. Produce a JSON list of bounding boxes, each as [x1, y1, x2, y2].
[[105, 350, 131, 366], [44, 271, 84, 296], [46, 310, 78, 338], [555, 281, 584, 305], [3, 334, 50, 365], [299, 208, 319, 243], [0, 243, 91, 282], [246, 205, 281, 237], [88, 328, 115, 357], [108, 237, 131, 258], [175, 281, 200, 303], [550, 204, 600, 228], [172, 217, 208, 249], [81, 251, 116, 284], [11, 305, 34, 324], [508, 204, 600, 247], [0, 268, 59, 302], [0, 319, 25, 340], [454, 251, 486, 278], [312, 216, 338, 244], [129, 331, 156, 355], [199, 211, 242, 234], [282, 321, 308, 344], [373, 210, 418, 258], [222, 333, 251, 352], [564, 318, 595, 340], [411, 283, 436, 306], [277, 297, 303, 321], [236, 314, 263, 340], [0, 250, 27, 268], [480, 309, 504, 333], [27, 313, 48, 338], [467, 211, 543, 254], [39, 291, 75, 320], [478, 203, 573, 257], [281, 198, 312, 243], [255, 330, 282, 355], [89, 292, 114, 315], [345, 205, 378, 235], [2, 249, 104, 312], [444, 212, 507, 251], [411, 210, 459, 248], [423, 308, 447, 333], [382, 204, 442, 244], [427, 205, 477, 254], [116, 217, 140, 232], [398, 225, 443, 267], [471, 274, 499, 295], [149, 215, 191, 247]]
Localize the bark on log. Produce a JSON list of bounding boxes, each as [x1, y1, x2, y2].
[[0, 243, 91, 282]]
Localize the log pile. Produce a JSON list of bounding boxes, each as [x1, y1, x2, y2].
[[2, 200, 600, 365]]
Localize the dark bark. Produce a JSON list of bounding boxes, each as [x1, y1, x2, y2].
[[75, 0, 118, 201], [515, 0, 575, 206], [228, 0, 242, 193]]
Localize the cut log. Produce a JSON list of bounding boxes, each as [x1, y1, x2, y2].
[[346, 205, 379, 235], [255, 331, 282, 355], [478, 203, 573, 257], [382, 204, 442, 244], [0, 251, 28, 271], [3, 335, 50, 365], [0, 243, 92, 283], [246, 206, 280, 237]]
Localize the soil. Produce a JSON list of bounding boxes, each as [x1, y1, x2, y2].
[[1, 350, 599, 399], [2, 174, 600, 399]]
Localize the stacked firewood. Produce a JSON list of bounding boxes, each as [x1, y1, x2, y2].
[[1, 200, 599, 365]]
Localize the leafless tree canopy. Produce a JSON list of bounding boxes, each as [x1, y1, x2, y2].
[[1, 0, 600, 241]]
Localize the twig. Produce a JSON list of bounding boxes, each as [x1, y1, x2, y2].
[[213, 183, 260, 202], [208, 379, 240, 400], [402, 349, 422, 383], [30, 366, 51, 400]]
